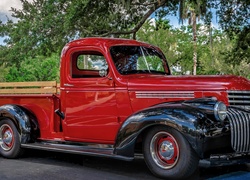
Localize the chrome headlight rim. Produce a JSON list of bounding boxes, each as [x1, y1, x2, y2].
[[214, 101, 227, 121]]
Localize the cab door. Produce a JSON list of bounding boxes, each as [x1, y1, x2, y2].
[[61, 47, 119, 143]]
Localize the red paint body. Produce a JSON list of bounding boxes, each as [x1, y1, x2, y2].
[[1, 37, 250, 145]]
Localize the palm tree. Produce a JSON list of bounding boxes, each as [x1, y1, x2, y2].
[[179, 0, 207, 75]]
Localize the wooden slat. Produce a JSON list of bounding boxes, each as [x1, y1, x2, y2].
[[0, 88, 57, 94], [57, 84, 60, 93], [0, 81, 56, 87], [0, 81, 59, 94]]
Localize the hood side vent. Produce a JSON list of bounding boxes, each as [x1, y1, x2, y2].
[[135, 91, 194, 99]]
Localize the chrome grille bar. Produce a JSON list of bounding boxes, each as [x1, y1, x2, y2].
[[227, 90, 250, 111], [227, 108, 250, 152]]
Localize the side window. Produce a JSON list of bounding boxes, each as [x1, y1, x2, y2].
[[71, 51, 108, 78]]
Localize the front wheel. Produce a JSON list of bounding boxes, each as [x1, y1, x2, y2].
[[143, 126, 199, 179], [0, 119, 23, 158]]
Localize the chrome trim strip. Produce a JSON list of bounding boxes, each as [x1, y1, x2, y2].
[[228, 95, 250, 98], [135, 91, 194, 99], [227, 90, 250, 111], [228, 100, 250, 103], [228, 90, 250, 94]]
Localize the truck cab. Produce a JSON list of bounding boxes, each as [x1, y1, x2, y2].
[[59, 38, 171, 143]]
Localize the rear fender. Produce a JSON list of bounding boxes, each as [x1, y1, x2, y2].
[[0, 104, 38, 143], [114, 104, 206, 158]]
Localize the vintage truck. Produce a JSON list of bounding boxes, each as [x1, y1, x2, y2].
[[0, 37, 250, 179]]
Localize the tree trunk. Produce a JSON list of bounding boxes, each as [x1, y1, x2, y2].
[[209, 22, 214, 67], [192, 12, 197, 75], [133, 32, 137, 40]]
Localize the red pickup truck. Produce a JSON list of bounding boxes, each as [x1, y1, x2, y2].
[[0, 37, 250, 179]]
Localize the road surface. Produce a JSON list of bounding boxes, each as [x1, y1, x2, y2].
[[0, 149, 249, 180]]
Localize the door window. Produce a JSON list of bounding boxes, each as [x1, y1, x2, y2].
[[71, 51, 108, 78]]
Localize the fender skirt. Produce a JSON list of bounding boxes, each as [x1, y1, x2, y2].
[[114, 103, 209, 158], [0, 104, 38, 144]]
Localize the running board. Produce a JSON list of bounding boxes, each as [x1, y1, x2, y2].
[[21, 142, 133, 161]]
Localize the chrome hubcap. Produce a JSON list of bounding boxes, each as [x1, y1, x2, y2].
[[3, 130, 13, 145], [159, 140, 175, 161]]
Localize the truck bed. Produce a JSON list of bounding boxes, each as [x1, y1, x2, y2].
[[0, 81, 61, 140]]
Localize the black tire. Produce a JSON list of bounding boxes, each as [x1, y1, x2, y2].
[[0, 119, 23, 158], [143, 126, 199, 179]]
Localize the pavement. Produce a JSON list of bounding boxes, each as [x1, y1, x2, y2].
[[0, 149, 249, 180], [209, 171, 250, 180]]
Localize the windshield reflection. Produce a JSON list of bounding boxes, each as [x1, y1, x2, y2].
[[110, 46, 170, 75]]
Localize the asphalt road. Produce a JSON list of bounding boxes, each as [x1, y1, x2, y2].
[[0, 149, 249, 180]]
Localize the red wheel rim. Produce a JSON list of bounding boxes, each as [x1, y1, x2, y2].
[[150, 131, 179, 169], [0, 124, 14, 151]]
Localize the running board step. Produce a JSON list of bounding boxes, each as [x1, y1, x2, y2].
[[21, 142, 133, 161]]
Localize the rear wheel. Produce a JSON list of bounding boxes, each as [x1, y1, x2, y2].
[[0, 119, 23, 158], [143, 126, 199, 179]]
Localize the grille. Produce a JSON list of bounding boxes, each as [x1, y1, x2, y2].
[[227, 108, 250, 152], [227, 90, 250, 111]]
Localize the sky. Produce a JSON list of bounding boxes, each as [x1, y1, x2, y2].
[[0, 0, 24, 44], [0, 0, 22, 22]]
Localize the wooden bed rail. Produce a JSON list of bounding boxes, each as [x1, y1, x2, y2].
[[0, 81, 59, 94]]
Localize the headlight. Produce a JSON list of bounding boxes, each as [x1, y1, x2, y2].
[[214, 101, 227, 121]]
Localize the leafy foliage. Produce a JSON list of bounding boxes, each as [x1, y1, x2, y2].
[[216, 0, 250, 35], [5, 53, 60, 82], [137, 18, 249, 78], [212, 0, 250, 66], [178, 0, 210, 75], [0, 0, 179, 66], [0, 0, 70, 67], [223, 26, 250, 65]]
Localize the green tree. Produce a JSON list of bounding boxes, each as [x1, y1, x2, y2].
[[179, 0, 208, 75], [137, 19, 194, 74], [223, 26, 250, 66], [0, 65, 9, 82], [216, 0, 249, 35], [0, 0, 70, 67], [214, 0, 250, 65], [137, 17, 250, 79], [0, 0, 179, 67], [5, 53, 60, 82]]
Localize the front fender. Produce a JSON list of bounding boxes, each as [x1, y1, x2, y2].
[[0, 104, 35, 143], [114, 103, 207, 158]]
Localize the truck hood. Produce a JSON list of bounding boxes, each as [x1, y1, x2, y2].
[[127, 75, 250, 91]]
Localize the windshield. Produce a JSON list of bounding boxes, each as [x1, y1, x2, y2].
[[110, 46, 170, 75]]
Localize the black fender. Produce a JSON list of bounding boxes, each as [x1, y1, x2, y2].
[[0, 104, 39, 144], [114, 101, 210, 158]]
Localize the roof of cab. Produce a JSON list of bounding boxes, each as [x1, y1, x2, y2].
[[66, 37, 152, 48]]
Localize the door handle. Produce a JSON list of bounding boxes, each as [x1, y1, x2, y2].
[[64, 83, 74, 87]]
